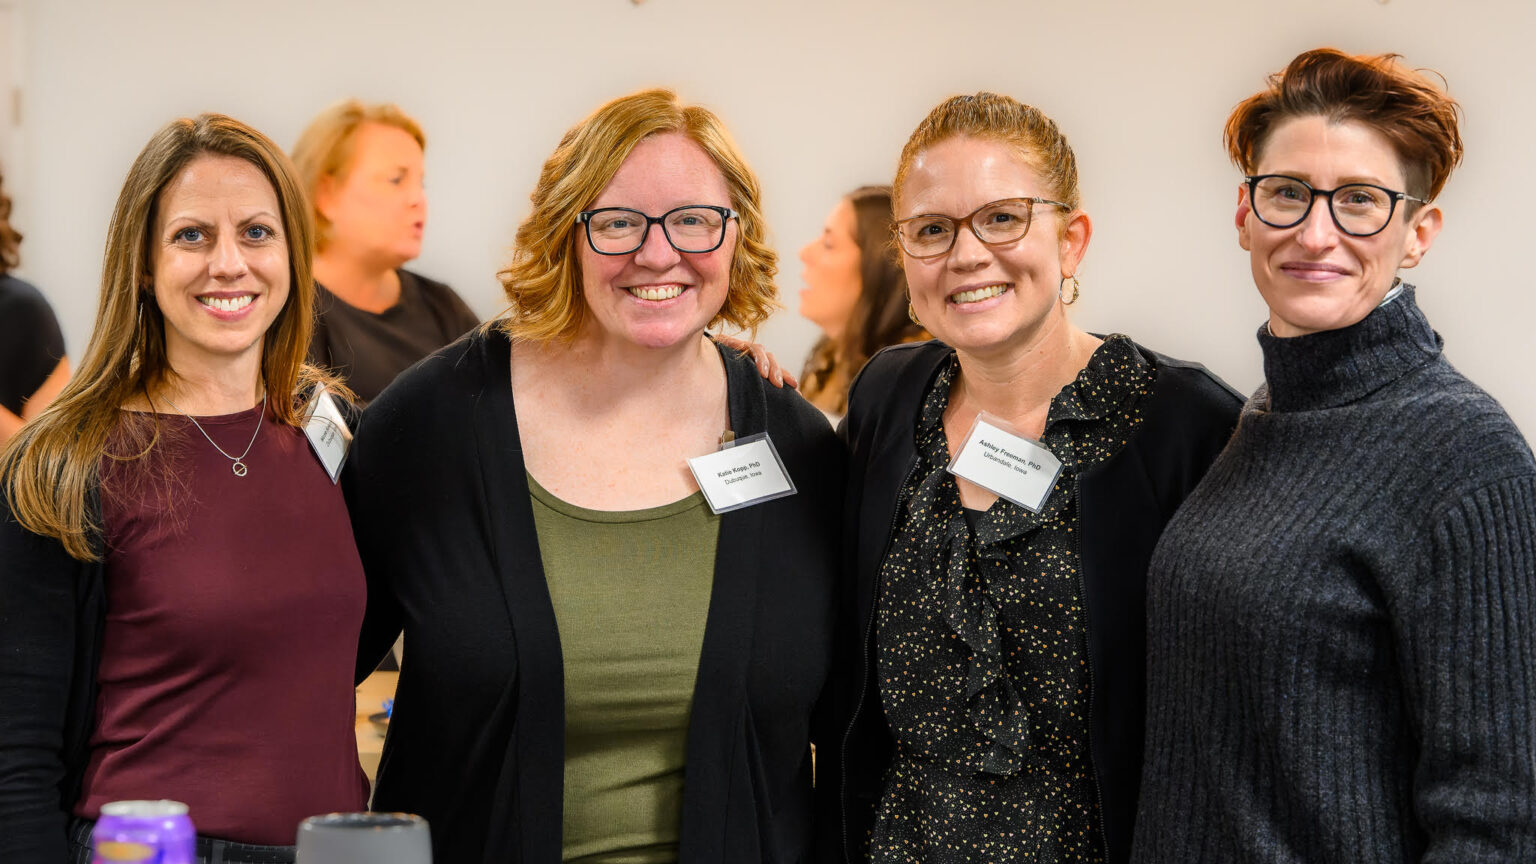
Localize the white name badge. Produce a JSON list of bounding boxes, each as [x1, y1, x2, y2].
[[947, 413, 1063, 513], [303, 386, 352, 483], [686, 432, 797, 514]]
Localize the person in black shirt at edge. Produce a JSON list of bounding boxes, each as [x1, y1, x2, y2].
[[291, 100, 479, 405], [828, 93, 1243, 864], [0, 164, 70, 446]]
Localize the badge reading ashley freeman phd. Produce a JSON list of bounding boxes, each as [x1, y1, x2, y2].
[[946, 412, 1063, 513]]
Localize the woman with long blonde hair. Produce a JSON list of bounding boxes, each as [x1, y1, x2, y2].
[[0, 113, 367, 863]]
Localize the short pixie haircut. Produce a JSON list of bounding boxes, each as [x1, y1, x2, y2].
[[893, 92, 1081, 225], [497, 88, 778, 343], [291, 100, 426, 251], [1225, 48, 1463, 201]]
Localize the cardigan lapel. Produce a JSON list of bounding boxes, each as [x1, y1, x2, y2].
[[470, 329, 566, 864], [854, 346, 942, 638], [677, 343, 770, 863]]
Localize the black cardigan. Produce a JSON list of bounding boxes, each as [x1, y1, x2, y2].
[[827, 340, 1242, 864], [344, 328, 846, 864], [0, 493, 105, 863]]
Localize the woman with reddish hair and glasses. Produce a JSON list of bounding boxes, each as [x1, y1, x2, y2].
[[344, 89, 841, 864], [827, 93, 1242, 864], [1133, 49, 1536, 863]]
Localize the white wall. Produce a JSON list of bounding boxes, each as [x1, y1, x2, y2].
[[10, 0, 1534, 433]]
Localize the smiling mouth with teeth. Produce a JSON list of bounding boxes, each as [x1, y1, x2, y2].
[[950, 284, 1008, 304], [199, 295, 255, 313], [627, 285, 686, 301]]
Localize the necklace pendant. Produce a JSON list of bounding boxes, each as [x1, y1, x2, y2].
[[232, 461, 248, 477]]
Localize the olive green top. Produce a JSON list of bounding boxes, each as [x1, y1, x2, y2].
[[528, 474, 720, 864]]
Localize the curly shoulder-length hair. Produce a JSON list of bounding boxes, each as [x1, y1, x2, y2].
[[497, 88, 778, 342]]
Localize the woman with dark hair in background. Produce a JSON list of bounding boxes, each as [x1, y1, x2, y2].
[[291, 100, 479, 405], [1134, 49, 1536, 863], [0, 165, 70, 446], [0, 114, 366, 863], [798, 185, 926, 419]]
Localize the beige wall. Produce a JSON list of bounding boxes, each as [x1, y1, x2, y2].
[[8, 0, 1534, 432]]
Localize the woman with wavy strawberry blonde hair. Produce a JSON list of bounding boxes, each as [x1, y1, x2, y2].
[[345, 88, 842, 864]]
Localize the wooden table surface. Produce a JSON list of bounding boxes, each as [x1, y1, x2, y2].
[[355, 670, 399, 784]]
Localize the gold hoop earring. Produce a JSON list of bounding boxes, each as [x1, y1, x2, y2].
[[1059, 275, 1080, 306], [908, 300, 922, 328]]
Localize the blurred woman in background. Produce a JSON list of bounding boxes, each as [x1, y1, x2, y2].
[[292, 100, 478, 404], [798, 185, 926, 419], [0, 114, 366, 863], [0, 165, 69, 446]]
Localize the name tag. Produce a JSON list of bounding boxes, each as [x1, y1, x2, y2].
[[303, 387, 352, 483], [686, 432, 796, 514], [947, 413, 1062, 513]]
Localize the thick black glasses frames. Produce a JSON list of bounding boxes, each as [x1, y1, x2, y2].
[[575, 205, 739, 256], [1244, 174, 1426, 238]]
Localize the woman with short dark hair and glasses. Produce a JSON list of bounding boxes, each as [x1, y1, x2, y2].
[[344, 88, 843, 863], [826, 92, 1242, 864], [1133, 49, 1536, 863]]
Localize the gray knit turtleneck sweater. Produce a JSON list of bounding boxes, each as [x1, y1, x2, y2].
[[1132, 287, 1536, 863]]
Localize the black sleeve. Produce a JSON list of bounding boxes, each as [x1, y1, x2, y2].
[[343, 435, 405, 686], [0, 506, 83, 862], [0, 283, 67, 417]]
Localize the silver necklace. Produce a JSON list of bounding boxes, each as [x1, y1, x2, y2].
[[161, 391, 267, 477]]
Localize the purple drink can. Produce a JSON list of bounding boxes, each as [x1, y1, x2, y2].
[[93, 800, 196, 864]]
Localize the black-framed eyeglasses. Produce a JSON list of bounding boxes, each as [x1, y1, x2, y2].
[[1245, 174, 1426, 238], [575, 205, 739, 255], [895, 197, 1069, 258]]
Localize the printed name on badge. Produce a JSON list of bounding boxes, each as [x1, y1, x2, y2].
[[303, 386, 352, 483], [946, 413, 1063, 513], [686, 432, 797, 514]]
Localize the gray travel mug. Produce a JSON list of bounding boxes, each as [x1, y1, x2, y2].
[[295, 813, 431, 864]]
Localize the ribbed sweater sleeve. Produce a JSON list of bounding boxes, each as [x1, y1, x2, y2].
[[1404, 475, 1536, 862]]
